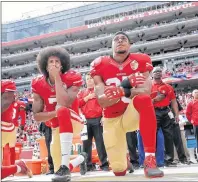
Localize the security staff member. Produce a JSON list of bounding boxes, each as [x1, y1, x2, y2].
[[39, 121, 54, 174], [151, 67, 179, 166], [78, 73, 109, 171]]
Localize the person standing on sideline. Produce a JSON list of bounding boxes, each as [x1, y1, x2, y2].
[[186, 89, 198, 154], [151, 67, 179, 167], [78, 73, 109, 171]]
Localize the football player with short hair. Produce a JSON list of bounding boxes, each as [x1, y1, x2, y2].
[[90, 31, 164, 178]]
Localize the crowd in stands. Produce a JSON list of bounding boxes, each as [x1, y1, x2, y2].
[[2, 15, 198, 59]]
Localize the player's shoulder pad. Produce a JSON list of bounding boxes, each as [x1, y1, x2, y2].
[[90, 56, 106, 77], [132, 53, 153, 72], [31, 75, 44, 93], [62, 69, 83, 87]]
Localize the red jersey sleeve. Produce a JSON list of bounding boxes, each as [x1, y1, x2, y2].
[[31, 76, 43, 94], [90, 56, 103, 77], [138, 54, 153, 73], [61, 70, 83, 88], [167, 85, 176, 100]]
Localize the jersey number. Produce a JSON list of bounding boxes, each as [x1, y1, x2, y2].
[[48, 98, 57, 104], [12, 108, 17, 119], [105, 77, 131, 103]]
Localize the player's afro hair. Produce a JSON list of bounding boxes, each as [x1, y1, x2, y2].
[[36, 46, 71, 78]]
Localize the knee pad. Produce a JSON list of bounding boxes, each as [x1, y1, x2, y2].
[[133, 94, 152, 111], [56, 106, 73, 133]]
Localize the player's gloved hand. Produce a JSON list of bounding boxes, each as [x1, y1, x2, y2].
[[121, 73, 146, 89], [158, 85, 170, 95], [104, 86, 125, 99], [128, 73, 146, 87]]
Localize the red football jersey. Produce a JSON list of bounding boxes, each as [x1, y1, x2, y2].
[[31, 72, 81, 128], [1, 102, 15, 123], [90, 53, 153, 118], [12, 101, 26, 127]]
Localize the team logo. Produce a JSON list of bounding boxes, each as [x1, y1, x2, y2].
[[51, 87, 55, 92], [130, 60, 139, 70], [14, 103, 18, 107]]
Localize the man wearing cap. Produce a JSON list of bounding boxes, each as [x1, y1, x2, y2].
[[151, 67, 179, 167], [90, 31, 164, 178]]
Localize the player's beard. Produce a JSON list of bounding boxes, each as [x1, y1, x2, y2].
[[116, 50, 127, 54]]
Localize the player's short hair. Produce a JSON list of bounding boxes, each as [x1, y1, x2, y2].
[[152, 66, 162, 73], [112, 31, 130, 43], [36, 46, 71, 78]]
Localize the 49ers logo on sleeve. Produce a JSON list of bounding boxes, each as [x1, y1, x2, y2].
[[130, 60, 139, 70]]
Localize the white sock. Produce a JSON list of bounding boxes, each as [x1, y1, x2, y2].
[[60, 133, 73, 167], [16, 165, 21, 173], [70, 155, 84, 168], [145, 152, 155, 157]]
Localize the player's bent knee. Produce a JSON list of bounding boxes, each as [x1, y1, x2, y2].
[[133, 94, 152, 110], [111, 162, 127, 176], [56, 106, 70, 116]]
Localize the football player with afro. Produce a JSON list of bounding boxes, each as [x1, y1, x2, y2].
[[31, 47, 87, 182]]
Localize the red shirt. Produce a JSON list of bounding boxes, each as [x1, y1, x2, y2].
[[186, 99, 198, 126], [90, 53, 153, 118], [78, 88, 102, 119], [12, 101, 26, 127], [31, 72, 80, 128], [151, 81, 176, 108]]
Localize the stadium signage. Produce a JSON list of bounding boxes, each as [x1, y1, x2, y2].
[[87, 2, 196, 29], [2, 2, 197, 47]]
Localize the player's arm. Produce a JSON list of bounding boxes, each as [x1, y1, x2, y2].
[[32, 93, 56, 122], [94, 75, 120, 108], [1, 92, 15, 113], [54, 74, 80, 107], [129, 71, 152, 98]]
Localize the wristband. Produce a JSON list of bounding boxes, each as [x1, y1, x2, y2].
[[121, 77, 132, 89], [123, 88, 131, 98]]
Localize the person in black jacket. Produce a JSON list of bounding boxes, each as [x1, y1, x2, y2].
[[39, 122, 54, 174]]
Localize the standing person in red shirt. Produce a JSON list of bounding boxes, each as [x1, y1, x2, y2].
[[186, 89, 198, 152], [78, 73, 109, 171], [12, 100, 26, 130], [90, 31, 164, 178], [151, 67, 179, 167]]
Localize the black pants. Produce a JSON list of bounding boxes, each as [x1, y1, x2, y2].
[[83, 117, 108, 169], [155, 107, 174, 163], [126, 131, 139, 166], [173, 123, 187, 162], [194, 125, 198, 151], [44, 125, 54, 171]]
